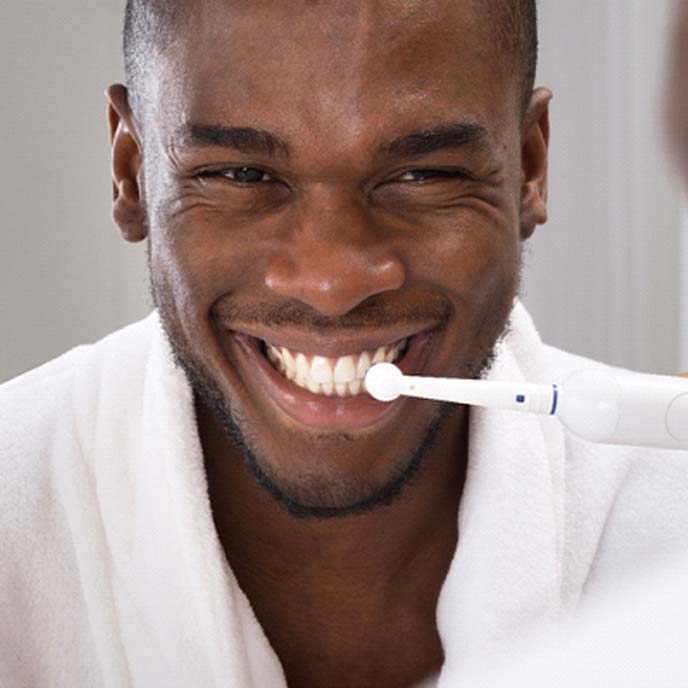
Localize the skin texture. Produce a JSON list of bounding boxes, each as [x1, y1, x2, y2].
[[107, 1, 550, 685]]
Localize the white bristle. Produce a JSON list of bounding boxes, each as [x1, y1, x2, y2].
[[365, 362, 404, 402]]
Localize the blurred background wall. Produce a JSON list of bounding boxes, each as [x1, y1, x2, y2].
[[524, 0, 685, 375], [1, 0, 685, 382]]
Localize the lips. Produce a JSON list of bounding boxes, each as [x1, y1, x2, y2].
[[230, 329, 436, 431]]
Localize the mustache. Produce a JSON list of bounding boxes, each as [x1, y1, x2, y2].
[[212, 296, 452, 333]]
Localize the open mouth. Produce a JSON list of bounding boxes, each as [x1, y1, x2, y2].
[[229, 327, 435, 431], [258, 338, 410, 398]]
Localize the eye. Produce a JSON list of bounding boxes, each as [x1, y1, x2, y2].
[[197, 166, 274, 183], [396, 168, 471, 183], [228, 166, 273, 183]]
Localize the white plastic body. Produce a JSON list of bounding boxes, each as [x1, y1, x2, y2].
[[398, 373, 555, 414], [556, 368, 688, 449], [365, 363, 555, 413], [365, 363, 688, 450]]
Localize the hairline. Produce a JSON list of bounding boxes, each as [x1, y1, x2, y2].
[[122, 0, 538, 124]]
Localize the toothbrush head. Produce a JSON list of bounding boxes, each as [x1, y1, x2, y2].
[[365, 362, 404, 402]]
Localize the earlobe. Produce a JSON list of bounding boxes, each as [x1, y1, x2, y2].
[[519, 87, 552, 240], [113, 178, 147, 242], [106, 84, 147, 243]]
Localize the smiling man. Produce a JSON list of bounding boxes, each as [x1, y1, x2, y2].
[[114, 0, 545, 525], [2, 2, 688, 687]]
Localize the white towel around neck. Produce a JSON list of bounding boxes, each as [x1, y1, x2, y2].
[[2, 300, 688, 687]]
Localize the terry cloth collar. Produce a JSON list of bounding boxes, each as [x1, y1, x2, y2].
[[85, 299, 564, 686]]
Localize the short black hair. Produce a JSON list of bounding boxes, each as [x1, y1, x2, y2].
[[489, 0, 538, 114], [123, 0, 538, 121]]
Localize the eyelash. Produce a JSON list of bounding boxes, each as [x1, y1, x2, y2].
[[193, 166, 473, 185], [195, 166, 275, 183], [396, 168, 473, 183]]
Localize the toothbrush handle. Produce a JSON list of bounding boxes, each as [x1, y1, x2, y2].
[[557, 369, 688, 450], [400, 375, 556, 414]]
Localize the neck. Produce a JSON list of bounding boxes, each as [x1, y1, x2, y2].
[[197, 397, 469, 687], [198, 398, 468, 585]]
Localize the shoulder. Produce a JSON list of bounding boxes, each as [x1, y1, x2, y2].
[[0, 315, 157, 679], [0, 313, 157, 528], [0, 313, 157, 446]]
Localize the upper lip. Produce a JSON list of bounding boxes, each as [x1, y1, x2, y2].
[[227, 324, 438, 358]]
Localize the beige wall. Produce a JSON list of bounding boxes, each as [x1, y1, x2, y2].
[[0, 1, 684, 382]]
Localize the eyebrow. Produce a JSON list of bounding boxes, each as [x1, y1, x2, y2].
[[380, 121, 490, 158], [174, 124, 291, 159], [173, 120, 490, 161]]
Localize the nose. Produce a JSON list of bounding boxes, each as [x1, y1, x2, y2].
[[264, 189, 406, 317]]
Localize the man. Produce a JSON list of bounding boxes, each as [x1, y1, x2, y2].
[[1, 2, 687, 687]]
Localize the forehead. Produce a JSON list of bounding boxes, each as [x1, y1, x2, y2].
[[150, 0, 516, 154]]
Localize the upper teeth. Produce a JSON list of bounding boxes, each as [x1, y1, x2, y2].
[[265, 340, 407, 397]]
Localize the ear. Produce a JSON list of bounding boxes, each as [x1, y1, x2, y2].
[[519, 87, 552, 240], [106, 84, 147, 243]]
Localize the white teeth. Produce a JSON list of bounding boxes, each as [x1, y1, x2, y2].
[[356, 352, 371, 379], [280, 348, 296, 380], [385, 346, 399, 362], [281, 347, 294, 369], [333, 355, 356, 383], [310, 355, 334, 384], [296, 353, 310, 380], [372, 347, 386, 364], [264, 338, 407, 398]]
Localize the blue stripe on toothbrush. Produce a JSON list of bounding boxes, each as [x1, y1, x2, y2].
[[550, 385, 559, 415]]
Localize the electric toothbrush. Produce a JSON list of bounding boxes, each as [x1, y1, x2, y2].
[[364, 363, 688, 450]]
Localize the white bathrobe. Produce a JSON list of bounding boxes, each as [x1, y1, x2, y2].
[[1, 301, 687, 687]]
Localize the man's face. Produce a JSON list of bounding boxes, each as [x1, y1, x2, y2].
[[129, 0, 545, 515]]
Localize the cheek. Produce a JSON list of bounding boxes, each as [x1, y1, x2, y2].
[[145, 160, 253, 314], [411, 208, 520, 303], [149, 206, 280, 323], [148, 235, 202, 346], [413, 211, 520, 373]]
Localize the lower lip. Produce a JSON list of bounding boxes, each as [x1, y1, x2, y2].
[[231, 330, 435, 431]]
